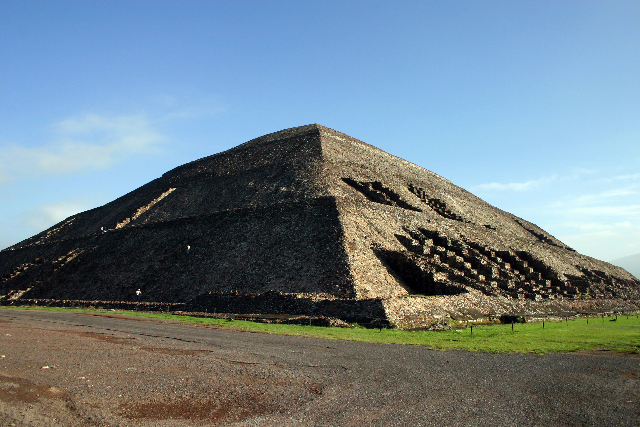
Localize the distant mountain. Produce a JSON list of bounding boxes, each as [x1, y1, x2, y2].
[[610, 253, 640, 279]]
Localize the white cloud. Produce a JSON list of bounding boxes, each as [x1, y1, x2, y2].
[[162, 105, 225, 121], [25, 201, 88, 230], [155, 94, 226, 121], [551, 183, 640, 212], [545, 183, 640, 260], [555, 220, 634, 233], [557, 221, 640, 262], [561, 205, 640, 217], [472, 175, 556, 192], [0, 113, 164, 184], [475, 166, 640, 261], [473, 169, 639, 196], [604, 173, 640, 183], [567, 168, 598, 179]]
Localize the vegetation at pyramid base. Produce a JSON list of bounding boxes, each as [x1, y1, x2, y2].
[[3, 306, 639, 355]]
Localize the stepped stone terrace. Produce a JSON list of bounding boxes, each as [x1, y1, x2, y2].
[[1, 124, 639, 327]]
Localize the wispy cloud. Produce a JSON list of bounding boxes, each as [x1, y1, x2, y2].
[[470, 165, 640, 261], [0, 113, 164, 185], [472, 169, 639, 195], [471, 175, 556, 192], [567, 168, 599, 179], [162, 105, 225, 121], [545, 180, 640, 260], [553, 186, 640, 208], [25, 201, 89, 230], [156, 94, 226, 121], [558, 205, 640, 219], [556, 221, 640, 261], [556, 220, 634, 233], [603, 173, 640, 183]]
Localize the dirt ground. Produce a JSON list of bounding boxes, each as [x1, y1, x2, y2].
[[1, 309, 639, 426]]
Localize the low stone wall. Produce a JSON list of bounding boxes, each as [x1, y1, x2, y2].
[[0, 298, 186, 312], [187, 291, 386, 324], [3, 292, 638, 330], [383, 290, 640, 329], [0, 293, 387, 325]]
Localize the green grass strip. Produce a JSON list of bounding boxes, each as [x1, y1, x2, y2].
[[3, 306, 639, 354]]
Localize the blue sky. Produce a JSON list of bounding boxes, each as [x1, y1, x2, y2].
[[1, 0, 638, 263]]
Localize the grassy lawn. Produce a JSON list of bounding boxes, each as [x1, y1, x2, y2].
[[4, 306, 639, 354]]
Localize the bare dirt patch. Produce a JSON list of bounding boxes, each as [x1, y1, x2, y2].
[[0, 375, 68, 404], [2, 309, 639, 427], [575, 349, 640, 358], [119, 395, 271, 423]]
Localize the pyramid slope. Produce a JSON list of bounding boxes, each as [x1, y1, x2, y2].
[[1, 125, 354, 302], [9, 124, 328, 245], [311, 126, 638, 301], [1, 124, 638, 325]]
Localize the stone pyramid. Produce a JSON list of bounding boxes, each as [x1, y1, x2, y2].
[[1, 124, 638, 326]]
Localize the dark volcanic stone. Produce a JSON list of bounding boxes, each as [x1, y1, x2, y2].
[[1, 124, 639, 326]]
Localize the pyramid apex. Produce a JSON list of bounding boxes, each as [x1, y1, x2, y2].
[[2, 124, 638, 327]]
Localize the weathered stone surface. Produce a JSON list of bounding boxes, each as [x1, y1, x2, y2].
[[1, 124, 639, 327]]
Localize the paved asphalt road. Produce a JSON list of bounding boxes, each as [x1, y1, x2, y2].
[[0, 309, 638, 426]]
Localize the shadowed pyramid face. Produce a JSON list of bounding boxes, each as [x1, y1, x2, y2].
[[1, 124, 638, 324]]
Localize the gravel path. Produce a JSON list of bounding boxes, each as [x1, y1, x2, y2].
[[0, 309, 638, 426]]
